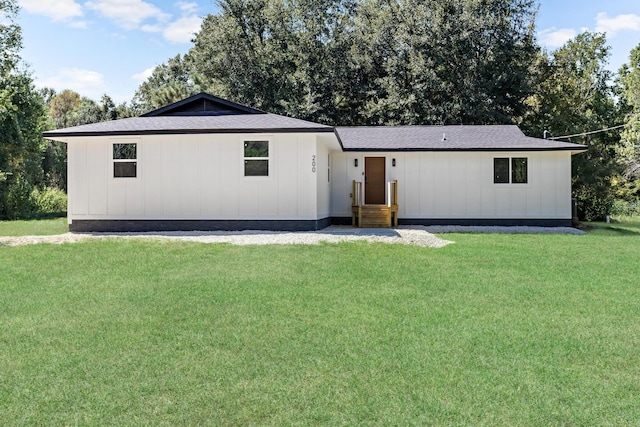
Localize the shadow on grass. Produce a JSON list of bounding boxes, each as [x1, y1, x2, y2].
[[580, 222, 640, 236]]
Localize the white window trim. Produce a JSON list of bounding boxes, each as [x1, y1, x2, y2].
[[241, 138, 273, 180], [111, 139, 140, 180]]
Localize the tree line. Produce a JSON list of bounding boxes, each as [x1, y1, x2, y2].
[[1, 0, 639, 220]]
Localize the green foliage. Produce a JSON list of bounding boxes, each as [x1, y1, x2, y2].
[[2, 184, 66, 220], [4, 173, 37, 218], [0, 1, 70, 220], [46, 89, 121, 129], [520, 32, 623, 220], [617, 44, 640, 184], [611, 198, 640, 218], [30, 186, 67, 215], [132, 54, 204, 113], [0, 0, 21, 76], [41, 139, 66, 189], [573, 185, 614, 221], [134, 0, 538, 126], [352, 0, 537, 125], [0, 72, 48, 219]]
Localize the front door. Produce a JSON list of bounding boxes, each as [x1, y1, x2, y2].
[[365, 157, 386, 204]]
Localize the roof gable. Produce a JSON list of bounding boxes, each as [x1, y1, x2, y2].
[[142, 93, 264, 117]]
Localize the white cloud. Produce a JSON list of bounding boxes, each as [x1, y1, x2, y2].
[[85, 0, 170, 30], [538, 27, 577, 48], [163, 14, 202, 43], [177, 1, 198, 14], [19, 0, 82, 21], [37, 68, 106, 99], [132, 67, 154, 82], [595, 12, 640, 38]]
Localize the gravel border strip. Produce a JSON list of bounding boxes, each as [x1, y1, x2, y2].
[[0, 225, 584, 247]]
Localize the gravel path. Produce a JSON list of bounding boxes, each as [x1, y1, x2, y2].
[[0, 225, 584, 248]]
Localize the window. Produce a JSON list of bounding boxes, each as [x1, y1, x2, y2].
[[511, 158, 528, 184], [494, 157, 527, 184], [494, 158, 509, 183], [244, 140, 269, 176], [113, 143, 137, 178]]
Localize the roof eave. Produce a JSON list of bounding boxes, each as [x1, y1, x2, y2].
[[42, 127, 335, 138], [341, 146, 588, 152]]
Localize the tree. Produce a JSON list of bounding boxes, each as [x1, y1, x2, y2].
[[0, 0, 21, 76], [179, 0, 538, 126], [41, 90, 131, 191], [352, 0, 538, 125], [617, 44, 640, 199], [0, 0, 50, 218], [133, 54, 204, 113], [520, 32, 623, 220], [0, 72, 48, 218], [186, 0, 351, 122], [48, 89, 81, 128]]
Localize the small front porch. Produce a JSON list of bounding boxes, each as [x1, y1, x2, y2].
[[351, 179, 399, 228]]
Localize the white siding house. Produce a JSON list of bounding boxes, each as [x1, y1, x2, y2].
[[44, 93, 586, 231], [328, 126, 581, 226]]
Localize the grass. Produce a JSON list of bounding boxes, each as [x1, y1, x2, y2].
[[1, 221, 639, 425], [582, 215, 640, 236], [0, 216, 67, 236]]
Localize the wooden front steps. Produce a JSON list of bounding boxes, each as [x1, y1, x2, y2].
[[351, 179, 399, 228], [352, 204, 399, 228]]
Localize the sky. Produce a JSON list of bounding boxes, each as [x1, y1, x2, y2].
[[15, 0, 640, 104]]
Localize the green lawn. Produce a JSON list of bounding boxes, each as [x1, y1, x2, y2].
[[0, 217, 68, 236], [1, 222, 639, 425]]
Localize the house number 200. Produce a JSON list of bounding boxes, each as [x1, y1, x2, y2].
[[311, 155, 316, 173]]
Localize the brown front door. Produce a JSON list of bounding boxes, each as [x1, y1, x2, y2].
[[365, 157, 386, 204]]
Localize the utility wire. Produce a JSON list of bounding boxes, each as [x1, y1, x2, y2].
[[547, 124, 627, 140]]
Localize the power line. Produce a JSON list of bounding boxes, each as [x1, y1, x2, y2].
[[547, 124, 627, 140]]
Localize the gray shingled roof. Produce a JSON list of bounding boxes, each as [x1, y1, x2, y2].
[[43, 114, 333, 137], [335, 125, 586, 151], [44, 115, 586, 152]]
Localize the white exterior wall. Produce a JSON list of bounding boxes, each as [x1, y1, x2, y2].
[[331, 151, 573, 220], [315, 141, 331, 219], [67, 133, 329, 222]]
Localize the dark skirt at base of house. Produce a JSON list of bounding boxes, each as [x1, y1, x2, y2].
[[70, 216, 573, 232], [331, 217, 574, 227], [69, 217, 333, 233]]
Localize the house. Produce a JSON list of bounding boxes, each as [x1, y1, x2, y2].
[[43, 93, 586, 232]]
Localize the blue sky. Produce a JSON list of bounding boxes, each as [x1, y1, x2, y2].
[[16, 0, 640, 103]]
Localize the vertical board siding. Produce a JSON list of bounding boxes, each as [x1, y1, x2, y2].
[[199, 138, 222, 217], [69, 140, 88, 215], [297, 134, 316, 218], [68, 133, 326, 221], [87, 141, 107, 215], [277, 138, 298, 217], [330, 151, 573, 220], [316, 141, 331, 218], [67, 134, 573, 223]]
